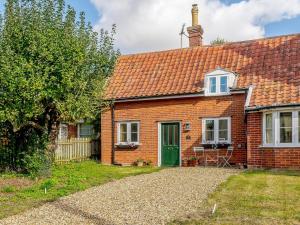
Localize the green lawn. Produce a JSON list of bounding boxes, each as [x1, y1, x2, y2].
[[0, 161, 160, 219], [171, 170, 300, 225]]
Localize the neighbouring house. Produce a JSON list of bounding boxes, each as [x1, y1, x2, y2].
[[101, 4, 300, 169]]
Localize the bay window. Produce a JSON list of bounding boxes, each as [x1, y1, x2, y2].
[[117, 121, 140, 144], [202, 117, 231, 144], [263, 110, 300, 147]]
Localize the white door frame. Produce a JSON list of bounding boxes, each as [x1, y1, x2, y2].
[[158, 121, 182, 167]]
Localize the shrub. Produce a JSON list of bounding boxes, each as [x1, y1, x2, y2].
[[22, 151, 52, 178]]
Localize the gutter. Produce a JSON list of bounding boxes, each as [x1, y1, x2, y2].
[[244, 85, 254, 108], [111, 88, 248, 103], [246, 103, 300, 112], [111, 103, 115, 164]]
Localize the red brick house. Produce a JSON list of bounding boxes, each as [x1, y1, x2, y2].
[[101, 5, 300, 169]]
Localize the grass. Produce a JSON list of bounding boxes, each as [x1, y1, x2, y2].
[[170, 170, 300, 225], [0, 160, 160, 219]]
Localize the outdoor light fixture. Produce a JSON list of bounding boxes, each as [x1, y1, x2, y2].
[[184, 122, 191, 131]]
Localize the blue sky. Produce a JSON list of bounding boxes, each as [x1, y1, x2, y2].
[[0, 0, 299, 53]]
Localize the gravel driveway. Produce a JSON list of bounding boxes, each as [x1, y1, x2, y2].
[[0, 167, 238, 225]]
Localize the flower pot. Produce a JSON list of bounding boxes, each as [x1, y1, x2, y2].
[[137, 161, 144, 167], [182, 159, 188, 167], [188, 159, 197, 167]]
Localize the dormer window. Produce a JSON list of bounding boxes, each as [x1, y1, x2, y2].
[[208, 76, 228, 94], [220, 76, 228, 92], [205, 68, 236, 96]]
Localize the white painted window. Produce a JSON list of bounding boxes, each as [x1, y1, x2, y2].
[[117, 121, 140, 144], [202, 117, 231, 144], [58, 123, 68, 140], [263, 110, 300, 147], [207, 75, 229, 95], [78, 124, 94, 138], [204, 68, 236, 96]]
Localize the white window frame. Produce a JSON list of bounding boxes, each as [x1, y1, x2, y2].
[[263, 110, 300, 147], [117, 121, 140, 145], [207, 75, 229, 96], [202, 117, 231, 144]]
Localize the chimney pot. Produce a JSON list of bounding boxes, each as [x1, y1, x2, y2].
[[187, 4, 204, 47], [191, 4, 199, 26]]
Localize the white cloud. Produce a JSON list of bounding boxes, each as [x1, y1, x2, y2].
[[90, 0, 300, 54]]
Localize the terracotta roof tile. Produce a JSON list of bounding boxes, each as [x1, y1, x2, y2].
[[106, 34, 300, 108]]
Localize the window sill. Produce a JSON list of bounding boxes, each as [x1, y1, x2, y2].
[[115, 143, 140, 150], [201, 143, 231, 148], [260, 145, 300, 149], [205, 92, 230, 97]]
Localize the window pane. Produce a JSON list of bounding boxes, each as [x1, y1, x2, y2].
[[120, 124, 127, 142], [130, 123, 138, 143], [79, 124, 94, 137], [120, 124, 127, 133], [266, 130, 272, 143], [131, 133, 138, 142], [280, 112, 292, 143], [280, 112, 292, 127], [206, 131, 214, 141], [280, 128, 292, 143], [131, 123, 138, 133], [163, 125, 168, 145], [209, 77, 216, 93], [219, 130, 228, 141], [59, 124, 68, 140], [299, 112, 300, 142], [206, 120, 214, 130], [120, 132, 127, 142], [168, 125, 174, 145], [266, 114, 272, 129], [220, 76, 228, 92], [219, 120, 228, 130], [205, 120, 214, 141], [265, 114, 273, 144]]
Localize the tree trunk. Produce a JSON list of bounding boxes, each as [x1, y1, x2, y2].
[[45, 105, 60, 162]]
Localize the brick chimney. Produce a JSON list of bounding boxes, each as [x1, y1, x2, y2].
[[187, 4, 204, 47]]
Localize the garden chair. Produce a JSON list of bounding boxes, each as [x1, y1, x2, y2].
[[218, 146, 233, 167], [193, 147, 205, 166]]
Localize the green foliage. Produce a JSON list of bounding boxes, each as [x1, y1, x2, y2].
[[210, 37, 227, 45], [22, 150, 51, 177], [0, 0, 119, 171], [0, 161, 160, 219], [40, 178, 58, 190], [170, 170, 300, 225], [1, 185, 16, 193]]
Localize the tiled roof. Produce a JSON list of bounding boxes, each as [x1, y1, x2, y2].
[[106, 34, 300, 108]]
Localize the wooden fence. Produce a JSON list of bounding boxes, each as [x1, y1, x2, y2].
[[55, 138, 99, 163]]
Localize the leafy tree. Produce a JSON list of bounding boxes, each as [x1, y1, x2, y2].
[[0, 0, 119, 162], [210, 37, 227, 45]]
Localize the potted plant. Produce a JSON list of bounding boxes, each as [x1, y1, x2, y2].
[[136, 158, 144, 167], [188, 156, 197, 167], [182, 158, 188, 167]]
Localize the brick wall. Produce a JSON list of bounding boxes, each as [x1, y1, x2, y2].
[[247, 112, 300, 169], [101, 94, 247, 166], [68, 125, 77, 138]]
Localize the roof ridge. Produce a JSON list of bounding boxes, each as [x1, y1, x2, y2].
[[120, 33, 300, 58]]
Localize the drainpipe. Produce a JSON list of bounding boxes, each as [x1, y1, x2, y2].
[[111, 103, 115, 165]]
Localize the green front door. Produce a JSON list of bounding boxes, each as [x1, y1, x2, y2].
[[161, 123, 180, 166]]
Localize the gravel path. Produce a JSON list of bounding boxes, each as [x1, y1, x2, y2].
[[0, 167, 238, 225]]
